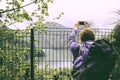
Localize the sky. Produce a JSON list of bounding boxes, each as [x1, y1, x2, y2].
[[5, 0, 120, 29], [46, 0, 120, 28]]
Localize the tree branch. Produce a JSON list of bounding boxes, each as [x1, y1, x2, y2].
[[0, 1, 35, 14]]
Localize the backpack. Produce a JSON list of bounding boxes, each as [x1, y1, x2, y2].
[[71, 39, 117, 80]]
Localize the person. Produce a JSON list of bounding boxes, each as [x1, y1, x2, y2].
[[69, 21, 95, 80], [69, 21, 116, 80]]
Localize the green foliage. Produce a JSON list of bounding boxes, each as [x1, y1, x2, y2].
[[0, 28, 31, 80], [110, 23, 120, 80], [35, 65, 71, 80], [0, 0, 53, 29], [112, 23, 120, 52], [53, 12, 64, 20], [0, 0, 65, 80]]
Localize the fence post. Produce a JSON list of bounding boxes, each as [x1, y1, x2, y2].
[[30, 28, 34, 80]]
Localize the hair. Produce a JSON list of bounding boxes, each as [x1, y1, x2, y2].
[[80, 28, 95, 42]]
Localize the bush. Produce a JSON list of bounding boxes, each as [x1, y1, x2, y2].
[[110, 23, 120, 80], [34, 65, 71, 80]]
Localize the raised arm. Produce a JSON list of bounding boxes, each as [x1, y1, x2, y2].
[[69, 21, 90, 61], [69, 22, 80, 60]]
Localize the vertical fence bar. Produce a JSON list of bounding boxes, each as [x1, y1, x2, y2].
[[30, 28, 34, 80]]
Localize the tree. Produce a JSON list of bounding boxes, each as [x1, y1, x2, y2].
[[0, 0, 64, 79], [0, 0, 53, 79], [110, 23, 120, 80], [115, 10, 120, 22], [0, 0, 53, 29]]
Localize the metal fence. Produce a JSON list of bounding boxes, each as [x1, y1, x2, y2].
[[0, 28, 118, 80]]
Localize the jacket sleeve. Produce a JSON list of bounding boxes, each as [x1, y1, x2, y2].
[[69, 29, 80, 61]]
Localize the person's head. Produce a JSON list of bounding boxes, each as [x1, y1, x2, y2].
[[80, 28, 95, 42]]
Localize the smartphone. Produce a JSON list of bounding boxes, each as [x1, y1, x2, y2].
[[79, 21, 85, 25]]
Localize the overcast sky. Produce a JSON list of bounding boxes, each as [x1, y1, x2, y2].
[[46, 0, 120, 28], [6, 0, 120, 29]]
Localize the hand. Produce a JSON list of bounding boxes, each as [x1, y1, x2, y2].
[[84, 21, 90, 28], [74, 22, 80, 30]]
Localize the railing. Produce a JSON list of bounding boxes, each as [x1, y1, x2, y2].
[[0, 28, 119, 80]]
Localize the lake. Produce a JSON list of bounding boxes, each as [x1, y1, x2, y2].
[[37, 49, 73, 69]]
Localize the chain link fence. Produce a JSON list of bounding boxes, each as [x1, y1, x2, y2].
[[0, 28, 119, 80]]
